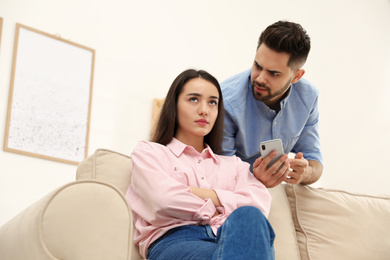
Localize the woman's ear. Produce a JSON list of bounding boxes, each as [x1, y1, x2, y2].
[[292, 69, 305, 83]]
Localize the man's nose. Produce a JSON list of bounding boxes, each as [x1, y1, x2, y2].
[[256, 70, 267, 84]]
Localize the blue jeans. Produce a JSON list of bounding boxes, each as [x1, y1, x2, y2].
[[147, 206, 275, 260]]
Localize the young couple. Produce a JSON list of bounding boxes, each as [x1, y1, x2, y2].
[[126, 20, 321, 259], [125, 69, 278, 259]]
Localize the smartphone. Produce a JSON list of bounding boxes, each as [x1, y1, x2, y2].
[[260, 139, 284, 168]]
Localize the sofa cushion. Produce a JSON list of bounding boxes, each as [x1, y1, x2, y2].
[[268, 185, 301, 260], [286, 184, 390, 260], [76, 149, 133, 195]]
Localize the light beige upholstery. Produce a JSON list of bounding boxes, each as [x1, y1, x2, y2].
[[1, 148, 389, 260], [268, 186, 301, 260], [286, 184, 390, 260], [0, 181, 132, 260], [76, 148, 132, 194], [76, 149, 143, 260]]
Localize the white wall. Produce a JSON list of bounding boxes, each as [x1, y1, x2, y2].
[[1, 0, 389, 226]]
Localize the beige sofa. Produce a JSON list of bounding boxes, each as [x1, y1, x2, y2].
[[0, 149, 389, 260]]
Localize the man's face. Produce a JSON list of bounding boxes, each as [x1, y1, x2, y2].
[[250, 44, 298, 108]]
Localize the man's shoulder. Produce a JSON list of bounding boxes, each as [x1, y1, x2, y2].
[[221, 69, 251, 92], [293, 78, 319, 96], [220, 69, 251, 106], [289, 78, 320, 112]]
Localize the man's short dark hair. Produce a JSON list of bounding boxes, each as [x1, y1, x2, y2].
[[257, 21, 311, 70]]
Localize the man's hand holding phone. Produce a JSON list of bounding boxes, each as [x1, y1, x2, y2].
[[252, 139, 291, 188]]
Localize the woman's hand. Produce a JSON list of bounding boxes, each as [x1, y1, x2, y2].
[[190, 186, 221, 218], [190, 186, 222, 207]]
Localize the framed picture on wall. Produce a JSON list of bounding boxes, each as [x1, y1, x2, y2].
[[3, 23, 95, 165]]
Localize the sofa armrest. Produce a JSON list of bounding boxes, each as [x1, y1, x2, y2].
[[0, 180, 141, 260], [76, 149, 133, 195]]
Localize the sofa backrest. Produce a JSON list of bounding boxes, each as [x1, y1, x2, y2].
[[76, 149, 133, 195], [285, 184, 390, 260]]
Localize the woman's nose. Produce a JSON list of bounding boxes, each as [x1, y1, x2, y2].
[[198, 102, 208, 116]]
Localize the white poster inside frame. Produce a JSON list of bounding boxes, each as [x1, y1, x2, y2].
[[4, 23, 95, 165]]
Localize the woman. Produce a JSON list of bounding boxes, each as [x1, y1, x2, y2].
[[125, 69, 278, 259]]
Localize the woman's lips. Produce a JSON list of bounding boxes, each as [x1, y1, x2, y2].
[[195, 119, 208, 126]]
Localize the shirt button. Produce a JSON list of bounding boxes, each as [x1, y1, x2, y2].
[[198, 160, 201, 163], [201, 177, 204, 180], [274, 121, 277, 125]]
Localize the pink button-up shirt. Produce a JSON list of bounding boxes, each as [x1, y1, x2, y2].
[[125, 138, 271, 258]]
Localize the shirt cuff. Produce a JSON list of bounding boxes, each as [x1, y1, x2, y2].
[[193, 198, 216, 221], [213, 189, 237, 215]]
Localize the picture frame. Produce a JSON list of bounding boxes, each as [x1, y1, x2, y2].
[[3, 23, 95, 165]]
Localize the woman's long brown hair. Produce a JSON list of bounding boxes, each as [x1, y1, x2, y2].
[[150, 69, 224, 154]]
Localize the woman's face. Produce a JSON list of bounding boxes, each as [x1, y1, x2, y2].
[[175, 78, 219, 144]]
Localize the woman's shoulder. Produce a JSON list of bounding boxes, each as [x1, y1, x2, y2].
[[133, 140, 168, 153], [216, 152, 250, 169], [215, 153, 248, 166]]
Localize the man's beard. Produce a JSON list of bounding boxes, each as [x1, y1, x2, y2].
[[251, 77, 292, 103]]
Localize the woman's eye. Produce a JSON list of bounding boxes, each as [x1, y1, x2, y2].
[[210, 100, 218, 106], [189, 97, 198, 102]]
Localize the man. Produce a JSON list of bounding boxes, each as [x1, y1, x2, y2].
[[221, 20, 323, 188]]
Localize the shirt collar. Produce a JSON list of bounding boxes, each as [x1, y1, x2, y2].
[[280, 85, 292, 109], [167, 138, 219, 162]]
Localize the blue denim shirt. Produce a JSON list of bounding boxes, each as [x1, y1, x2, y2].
[[221, 69, 323, 168]]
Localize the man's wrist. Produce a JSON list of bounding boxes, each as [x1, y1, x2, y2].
[[300, 165, 313, 184], [300, 160, 323, 185]]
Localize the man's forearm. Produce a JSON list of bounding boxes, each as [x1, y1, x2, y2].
[[300, 160, 323, 185]]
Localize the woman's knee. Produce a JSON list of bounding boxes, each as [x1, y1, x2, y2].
[[231, 206, 274, 236], [232, 206, 265, 219]]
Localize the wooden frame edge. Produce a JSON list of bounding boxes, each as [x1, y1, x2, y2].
[[3, 23, 95, 165]]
